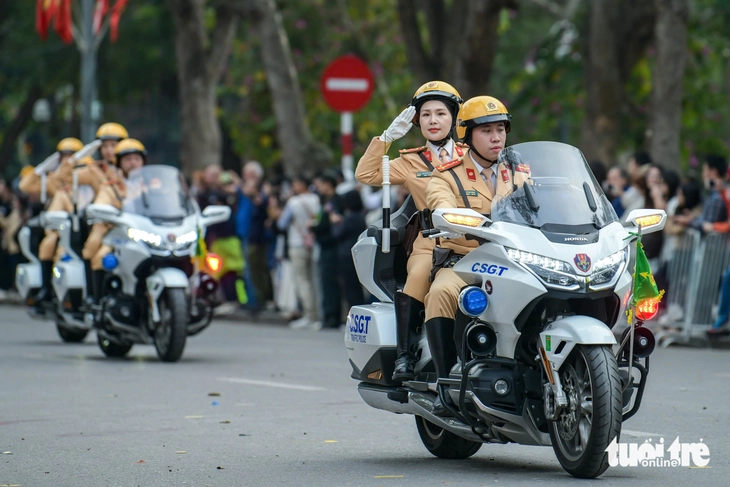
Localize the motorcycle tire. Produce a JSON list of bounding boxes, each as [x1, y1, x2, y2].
[[415, 416, 482, 459], [56, 322, 88, 343], [154, 288, 188, 363], [97, 334, 133, 358], [549, 345, 622, 479]]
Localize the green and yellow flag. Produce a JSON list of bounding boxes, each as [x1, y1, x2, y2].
[[632, 235, 664, 306]]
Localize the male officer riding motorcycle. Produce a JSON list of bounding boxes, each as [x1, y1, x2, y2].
[[424, 95, 531, 415]]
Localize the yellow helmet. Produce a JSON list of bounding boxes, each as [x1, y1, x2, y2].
[[456, 96, 512, 140], [114, 138, 147, 162], [20, 165, 35, 178], [410, 81, 463, 127], [56, 137, 84, 154], [96, 122, 128, 141], [79, 156, 95, 165]]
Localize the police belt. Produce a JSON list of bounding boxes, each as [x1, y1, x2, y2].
[[429, 247, 464, 282]]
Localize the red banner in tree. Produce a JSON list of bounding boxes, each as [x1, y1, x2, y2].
[[110, 0, 128, 42], [93, 0, 109, 36], [35, 0, 59, 40], [54, 0, 73, 44]]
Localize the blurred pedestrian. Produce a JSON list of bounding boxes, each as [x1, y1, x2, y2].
[[674, 155, 727, 234], [331, 189, 367, 311], [278, 174, 321, 329], [311, 171, 343, 329], [606, 166, 630, 218]]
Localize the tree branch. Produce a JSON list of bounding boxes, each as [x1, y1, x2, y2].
[[207, 5, 239, 83]]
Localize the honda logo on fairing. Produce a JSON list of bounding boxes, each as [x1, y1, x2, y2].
[[565, 237, 589, 242]]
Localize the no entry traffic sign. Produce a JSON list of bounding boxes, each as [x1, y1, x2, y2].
[[320, 55, 374, 113]]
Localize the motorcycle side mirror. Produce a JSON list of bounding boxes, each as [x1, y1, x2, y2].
[[85, 203, 122, 223], [201, 205, 232, 226], [624, 209, 667, 234]]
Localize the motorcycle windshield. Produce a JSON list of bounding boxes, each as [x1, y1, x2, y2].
[[490, 141, 618, 232], [122, 165, 195, 219]]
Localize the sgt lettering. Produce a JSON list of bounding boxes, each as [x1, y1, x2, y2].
[[471, 263, 509, 276]]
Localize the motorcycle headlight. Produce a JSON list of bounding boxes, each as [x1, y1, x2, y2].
[[175, 231, 197, 246], [587, 248, 627, 288], [507, 248, 581, 289], [128, 228, 165, 249]]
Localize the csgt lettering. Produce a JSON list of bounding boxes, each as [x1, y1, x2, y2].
[[349, 314, 371, 334], [471, 263, 508, 276]]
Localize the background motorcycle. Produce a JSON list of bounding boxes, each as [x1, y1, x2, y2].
[[84, 165, 229, 362], [345, 141, 665, 479]]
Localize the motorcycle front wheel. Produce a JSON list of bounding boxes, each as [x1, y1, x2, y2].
[[415, 416, 482, 459], [549, 345, 622, 479], [56, 322, 88, 343], [153, 288, 188, 362]]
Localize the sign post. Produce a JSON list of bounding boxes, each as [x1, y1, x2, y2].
[[320, 55, 374, 181]]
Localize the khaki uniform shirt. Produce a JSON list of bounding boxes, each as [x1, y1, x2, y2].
[[426, 148, 531, 256]]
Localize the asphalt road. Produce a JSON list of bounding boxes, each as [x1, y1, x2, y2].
[[1, 304, 729, 486]]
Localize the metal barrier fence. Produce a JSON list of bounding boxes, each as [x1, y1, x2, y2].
[[655, 229, 730, 346]]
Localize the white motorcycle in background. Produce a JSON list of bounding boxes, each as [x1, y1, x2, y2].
[[83, 165, 229, 362], [345, 141, 666, 479]]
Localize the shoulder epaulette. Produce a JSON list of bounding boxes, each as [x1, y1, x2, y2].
[[398, 146, 427, 154], [435, 159, 464, 172]]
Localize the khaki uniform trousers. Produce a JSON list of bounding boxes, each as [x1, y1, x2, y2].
[[82, 186, 120, 268], [402, 233, 435, 303], [424, 268, 467, 321], [38, 190, 74, 261]]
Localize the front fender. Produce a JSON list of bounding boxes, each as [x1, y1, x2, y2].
[[539, 315, 616, 371], [146, 268, 189, 322]]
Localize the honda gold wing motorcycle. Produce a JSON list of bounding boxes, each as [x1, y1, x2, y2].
[[345, 141, 666, 479], [15, 170, 92, 343], [83, 165, 230, 362]]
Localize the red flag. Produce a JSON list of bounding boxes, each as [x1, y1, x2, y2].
[[93, 0, 109, 36], [109, 0, 128, 42], [53, 0, 73, 44], [36, 0, 59, 40]]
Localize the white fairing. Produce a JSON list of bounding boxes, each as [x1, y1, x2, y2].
[[345, 303, 396, 371], [15, 263, 40, 300], [352, 237, 392, 303], [539, 316, 617, 370]]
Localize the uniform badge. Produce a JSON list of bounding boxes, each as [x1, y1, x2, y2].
[[455, 146, 464, 157], [486, 101, 498, 111], [435, 159, 463, 172], [416, 171, 432, 178], [465, 190, 478, 197], [423, 151, 432, 161], [574, 253, 592, 272], [466, 168, 476, 181], [426, 81, 438, 89], [501, 169, 509, 182]]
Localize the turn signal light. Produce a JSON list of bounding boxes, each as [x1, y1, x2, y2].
[[205, 253, 222, 273], [635, 214, 662, 228], [443, 213, 485, 227], [636, 297, 660, 321]]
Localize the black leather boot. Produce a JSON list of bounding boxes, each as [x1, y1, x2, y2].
[[392, 292, 425, 382], [425, 317, 458, 416], [32, 260, 54, 304], [83, 259, 94, 307], [92, 269, 106, 305]]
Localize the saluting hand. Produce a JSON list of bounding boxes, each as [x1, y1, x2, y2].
[[380, 106, 416, 143]]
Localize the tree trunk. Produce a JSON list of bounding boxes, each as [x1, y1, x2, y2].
[[0, 84, 42, 174], [249, 0, 332, 177], [166, 0, 239, 173], [648, 0, 689, 174], [396, 0, 516, 99], [580, 0, 656, 165]]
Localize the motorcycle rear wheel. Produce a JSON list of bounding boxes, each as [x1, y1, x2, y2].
[[415, 416, 482, 459], [549, 345, 622, 479], [154, 288, 188, 362]]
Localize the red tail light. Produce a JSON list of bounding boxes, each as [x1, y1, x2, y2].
[[635, 297, 660, 321], [205, 253, 222, 273]]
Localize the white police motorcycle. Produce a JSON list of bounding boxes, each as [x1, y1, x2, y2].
[[83, 165, 229, 362], [345, 141, 665, 479], [15, 170, 92, 343]]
